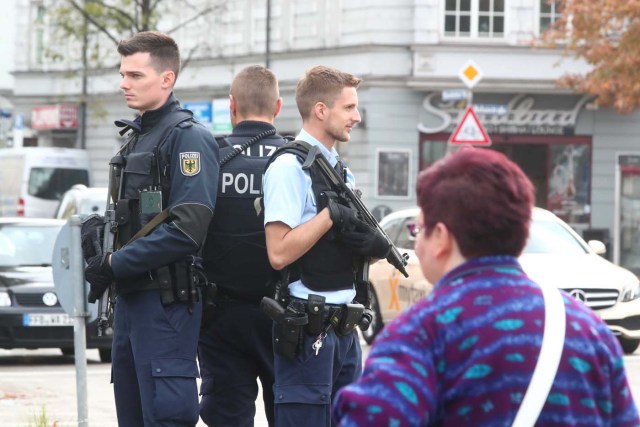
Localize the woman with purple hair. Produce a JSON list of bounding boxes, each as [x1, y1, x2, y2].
[[333, 147, 639, 426]]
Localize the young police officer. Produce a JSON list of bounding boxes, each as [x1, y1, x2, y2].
[[198, 65, 286, 427], [263, 65, 390, 427], [83, 32, 219, 426]]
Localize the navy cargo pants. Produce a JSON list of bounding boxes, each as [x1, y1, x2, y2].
[[273, 327, 362, 427], [111, 289, 202, 427]]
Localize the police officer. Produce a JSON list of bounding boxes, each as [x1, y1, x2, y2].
[[198, 65, 286, 427], [83, 31, 219, 427], [263, 65, 390, 427]]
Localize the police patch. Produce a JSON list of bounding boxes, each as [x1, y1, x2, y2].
[[180, 152, 201, 176]]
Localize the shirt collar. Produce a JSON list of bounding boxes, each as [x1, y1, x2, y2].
[[297, 128, 340, 167]]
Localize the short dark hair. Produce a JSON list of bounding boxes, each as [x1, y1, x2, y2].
[[295, 65, 362, 120], [230, 65, 280, 117], [117, 31, 181, 80], [416, 147, 535, 258]]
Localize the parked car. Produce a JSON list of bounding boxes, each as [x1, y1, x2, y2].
[[54, 184, 108, 219], [0, 217, 112, 361], [364, 207, 640, 355]]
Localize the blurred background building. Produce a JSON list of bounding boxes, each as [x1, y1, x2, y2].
[[6, 0, 640, 273]]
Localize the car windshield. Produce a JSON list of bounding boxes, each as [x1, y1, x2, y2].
[[0, 224, 61, 267], [523, 219, 588, 255]]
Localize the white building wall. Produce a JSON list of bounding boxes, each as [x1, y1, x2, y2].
[[10, 0, 632, 242]]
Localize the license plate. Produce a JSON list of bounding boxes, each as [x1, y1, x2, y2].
[[23, 313, 75, 327]]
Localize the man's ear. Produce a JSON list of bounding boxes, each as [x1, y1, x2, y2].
[[161, 70, 176, 89], [313, 102, 326, 121], [230, 94, 237, 118], [274, 97, 283, 118]]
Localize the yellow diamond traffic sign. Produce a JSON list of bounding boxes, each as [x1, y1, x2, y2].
[[458, 60, 483, 89]]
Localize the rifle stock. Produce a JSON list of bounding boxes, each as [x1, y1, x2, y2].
[[301, 146, 410, 278]]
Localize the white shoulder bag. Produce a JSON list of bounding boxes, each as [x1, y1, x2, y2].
[[511, 283, 566, 427]]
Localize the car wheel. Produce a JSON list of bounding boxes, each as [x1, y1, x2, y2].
[[60, 347, 74, 356], [360, 286, 383, 345], [617, 337, 640, 355], [98, 348, 112, 363]]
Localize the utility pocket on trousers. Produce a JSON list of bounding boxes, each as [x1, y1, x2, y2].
[[151, 358, 200, 423]]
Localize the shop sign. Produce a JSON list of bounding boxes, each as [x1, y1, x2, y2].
[[31, 104, 78, 130], [418, 93, 591, 135]]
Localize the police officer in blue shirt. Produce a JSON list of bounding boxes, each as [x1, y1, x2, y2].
[[198, 65, 286, 427], [83, 31, 218, 427], [263, 65, 390, 427]]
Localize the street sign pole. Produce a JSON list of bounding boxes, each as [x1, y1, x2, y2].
[[448, 60, 491, 147], [70, 215, 89, 427]]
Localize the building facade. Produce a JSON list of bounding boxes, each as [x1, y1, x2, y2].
[[9, 0, 640, 273]]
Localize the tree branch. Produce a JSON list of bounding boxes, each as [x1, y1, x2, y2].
[[66, 0, 121, 45], [164, 6, 219, 34]]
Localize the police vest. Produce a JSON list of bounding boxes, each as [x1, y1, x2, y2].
[[203, 130, 286, 301], [267, 142, 356, 292], [113, 109, 194, 293]]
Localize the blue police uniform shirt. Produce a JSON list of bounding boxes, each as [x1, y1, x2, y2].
[[263, 128, 356, 304]]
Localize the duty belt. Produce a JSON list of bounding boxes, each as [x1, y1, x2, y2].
[[288, 297, 341, 323]]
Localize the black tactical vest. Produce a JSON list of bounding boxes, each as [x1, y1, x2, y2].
[[113, 109, 193, 292], [203, 130, 285, 301], [267, 141, 355, 292]]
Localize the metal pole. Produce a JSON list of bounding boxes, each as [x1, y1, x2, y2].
[[70, 215, 89, 427], [79, 1, 88, 149], [266, 0, 271, 68]]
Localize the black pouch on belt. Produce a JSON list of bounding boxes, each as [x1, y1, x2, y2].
[[336, 303, 365, 335], [274, 312, 308, 359], [306, 294, 325, 336]]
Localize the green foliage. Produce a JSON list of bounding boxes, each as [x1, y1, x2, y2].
[[26, 405, 50, 427]]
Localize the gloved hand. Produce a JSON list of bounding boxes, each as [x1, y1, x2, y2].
[[340, 220, 391, 259], [318, 191, 360, 232], [85, 253, 114, 304], [81, 214, 105, 262]]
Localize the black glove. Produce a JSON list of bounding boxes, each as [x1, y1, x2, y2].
[[340, 220, 391, 259], [85, 253, 114, 304], [318, 191, 360, 232], [81, 214, 105, 262]]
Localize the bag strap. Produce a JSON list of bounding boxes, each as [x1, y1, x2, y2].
[[511, 284, 566, 427]]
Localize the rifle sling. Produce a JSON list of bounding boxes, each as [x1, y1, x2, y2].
[[124, 209, 170, 247]]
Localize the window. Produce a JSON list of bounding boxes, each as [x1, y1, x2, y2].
[[540, 0, 561, 33], [29, 168, 90, 200], [444, 0, 504, 38]]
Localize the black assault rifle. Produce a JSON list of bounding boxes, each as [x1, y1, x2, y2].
[[95, 155, 124, 336], [300, 144, 409, 278]]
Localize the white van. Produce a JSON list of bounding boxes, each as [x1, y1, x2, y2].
[[0, 147, 92, 218]]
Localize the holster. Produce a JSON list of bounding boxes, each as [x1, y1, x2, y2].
[[274, 312, 308, 359], [261, 296, 308, 360]]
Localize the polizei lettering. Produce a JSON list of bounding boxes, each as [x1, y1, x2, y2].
[[221, 171, 263, 196]]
